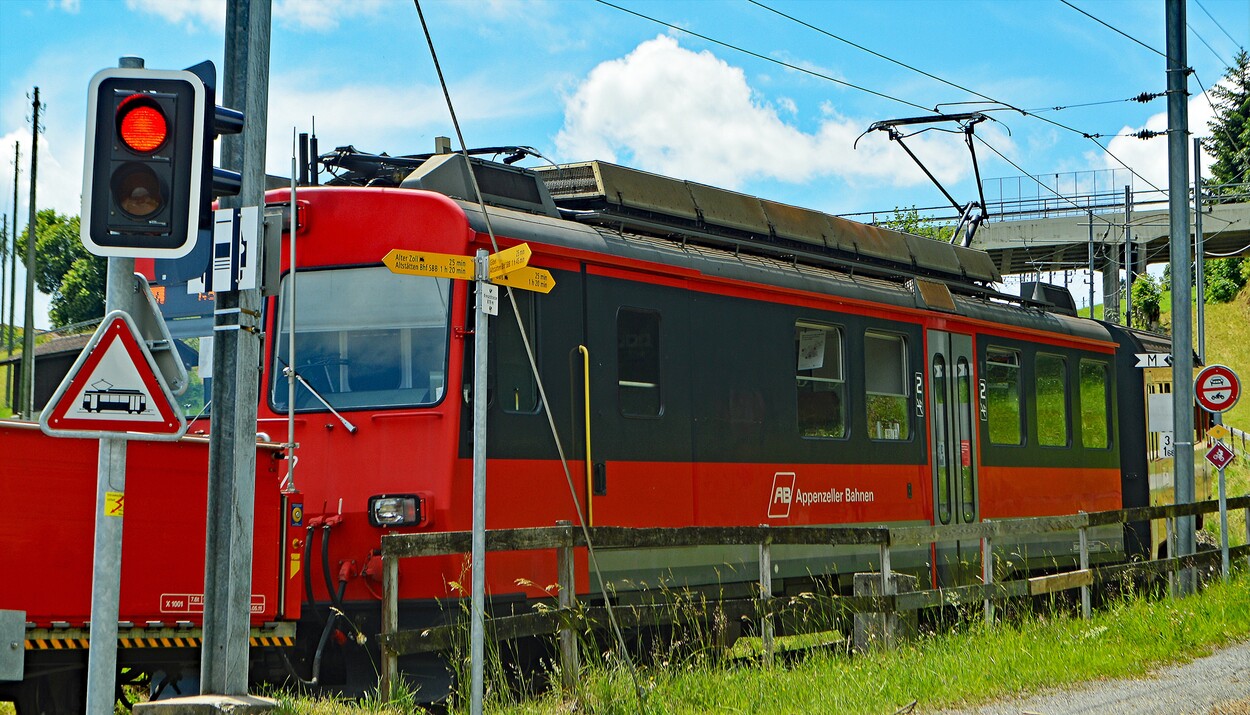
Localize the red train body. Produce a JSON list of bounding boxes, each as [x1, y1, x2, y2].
[[0, 152, 1204, 710]]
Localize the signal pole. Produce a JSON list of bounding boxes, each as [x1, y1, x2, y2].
[[1165, 0, 1196, 594], [201, 0, 271, 695], [7, 141, 17, 407], [21, 88, 40, 420]]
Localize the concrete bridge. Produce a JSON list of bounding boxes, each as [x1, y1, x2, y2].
[[850, 173, 1250, 320]]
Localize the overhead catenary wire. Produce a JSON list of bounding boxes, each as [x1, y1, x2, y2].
[[592, 0, 936, 115], [1059, 0, 1166, 58], [411, 2, 647, 712], [740, 1, 1169, 205], [1193, 0, 1244, 55]]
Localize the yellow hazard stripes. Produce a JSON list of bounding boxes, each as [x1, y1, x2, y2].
[[26, 636, 295, 650]]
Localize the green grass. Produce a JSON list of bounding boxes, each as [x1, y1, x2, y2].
[[262, 574, 1250, 715]]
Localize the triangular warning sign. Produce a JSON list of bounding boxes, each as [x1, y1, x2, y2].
[[40, 310, 186, 440]]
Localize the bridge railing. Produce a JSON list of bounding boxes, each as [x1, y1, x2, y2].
[[840, 179, 1250, 227]]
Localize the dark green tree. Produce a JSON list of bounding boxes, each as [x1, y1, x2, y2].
[[1204, 49, 1249, 188], [1200, 49, 1250, 303], [26, 208, 106, 327]]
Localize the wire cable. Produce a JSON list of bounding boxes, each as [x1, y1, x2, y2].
[[741, 0, 1169, 213], [1059, 0, 1165, 58], [1194, 0, 1243, 53], [413, 2, 647, 711], [592, 0, 936, 114]]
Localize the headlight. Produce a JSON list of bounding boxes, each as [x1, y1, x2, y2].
[[368, 494, 424, 527]]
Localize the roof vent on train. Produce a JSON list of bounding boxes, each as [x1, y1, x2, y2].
[[400, 153, 560, 218], [317, 142, 560, 218], [533, 160, 1002, 286], [1021, 281, 1078, 317]]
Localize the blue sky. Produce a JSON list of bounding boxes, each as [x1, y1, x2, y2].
[[1, 0, 1247, 327]]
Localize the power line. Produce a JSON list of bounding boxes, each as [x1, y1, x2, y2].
[[591, 0, 935, 114], [742, 1, 1168, 197], [1189, 22, 1233, 69], [1059, 0, 1165, 58], [745, 0, 999, 106], [1194, 0, 1243, 53]]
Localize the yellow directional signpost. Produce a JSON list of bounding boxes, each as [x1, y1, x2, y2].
[[383, 243, 554, 293], [382, 249, 474, 279], [493, 266, 555, 294], [487, 243, 531, 279]]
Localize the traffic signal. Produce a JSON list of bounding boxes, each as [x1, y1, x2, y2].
[[82, 67, 206, 258]]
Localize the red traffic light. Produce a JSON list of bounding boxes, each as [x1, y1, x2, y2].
[[117, 94, 169, 154]]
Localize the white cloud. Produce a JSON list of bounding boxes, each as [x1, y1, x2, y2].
[[125, 0, 386, 32], [124, 0, 224, 29], [1094, 88, 1219, 191], [555, 35, 979, 191]]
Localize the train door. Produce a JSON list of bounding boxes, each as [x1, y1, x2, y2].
[[927, 330, 980, 585], [581, 271, 694, 530]]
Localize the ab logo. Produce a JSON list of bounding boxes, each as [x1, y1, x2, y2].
[[768, 472, 796, 519]]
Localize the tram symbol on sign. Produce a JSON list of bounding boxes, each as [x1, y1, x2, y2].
[[82, 380, 149, 415]]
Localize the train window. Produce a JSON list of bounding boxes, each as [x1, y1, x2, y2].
[[796, 323, 846, 438], [270, 267, 451, 412], [933, 353, 951, 524], [1079, 360, 1110, 449], [864, 331, 909, 440], [496, 290, 540, 414], [985, 347, 1022, 445], [1035, 353, 1069, 447], [618, 308, 661, 418], [957, 357, 976, 523]]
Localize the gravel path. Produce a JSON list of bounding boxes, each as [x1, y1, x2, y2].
[[929, 640, 1250, 715]]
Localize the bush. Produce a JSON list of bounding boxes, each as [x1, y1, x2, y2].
[[1131, 274, 1162, 328], [1205, 257, 1246, 304]]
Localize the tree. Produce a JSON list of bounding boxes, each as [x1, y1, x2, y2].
[[877, 206, 952, 241], [26, 208, 106, 327], [1200, 49, 1250, 303], [1130, 273, 1162, 330], [1204, 49, 1249, 188]]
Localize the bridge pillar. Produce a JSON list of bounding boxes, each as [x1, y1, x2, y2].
[[1101, 255, 1121, 324]]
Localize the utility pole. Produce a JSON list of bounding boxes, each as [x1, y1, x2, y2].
[[1194, 137, 1205, 363], [1087, 210, 1095, 317], [1, 213, 7, 409], [7, 141, 18, 408], [1165, 0, 1196, 594], [21, 88, 40, 420], [201, 0, 271, 695], [1124, 186, 1133, 328]]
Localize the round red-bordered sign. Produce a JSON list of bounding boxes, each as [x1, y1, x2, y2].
[[1194, 364, 1241, 414]]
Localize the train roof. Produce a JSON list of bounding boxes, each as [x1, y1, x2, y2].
[[317, 148, 1105, 344]]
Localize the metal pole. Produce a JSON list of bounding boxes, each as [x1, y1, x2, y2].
[[470, 249, 489, 715], [1, 213, 7, 408], [1087, 210, 1095, 316], [1193, 137, 1205, 363], [1165, 0, 1196, 595], [21, 88, 39, 420], [201, 0, 271, 694], [6, 141, 17, 407], [84, 54, 144, 709], [1124, 186, 1133, 328], [84, 263, 140, 713], [759, 525, 774, 667]]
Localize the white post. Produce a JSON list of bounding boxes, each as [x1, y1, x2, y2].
[[981, 537, 993, 625], [758, 525, 774, 667], [470, 249, 490, 715], [1079, 526, 1091, 620]]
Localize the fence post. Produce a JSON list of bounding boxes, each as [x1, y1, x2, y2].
[[555, 520, 579, 691], [758, 524, 774, 667], [1166, 516, 1176, 599], [1078, 524, 1091, 621], [981, 536, 993, 626], [1244, 505, 1250, 570], [381, 553, 399, 702]]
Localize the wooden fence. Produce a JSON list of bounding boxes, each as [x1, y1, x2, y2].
[[379, 496, 1250, 698]]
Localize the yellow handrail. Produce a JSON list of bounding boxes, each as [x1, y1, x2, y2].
[[578, 345, 593, 526]]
